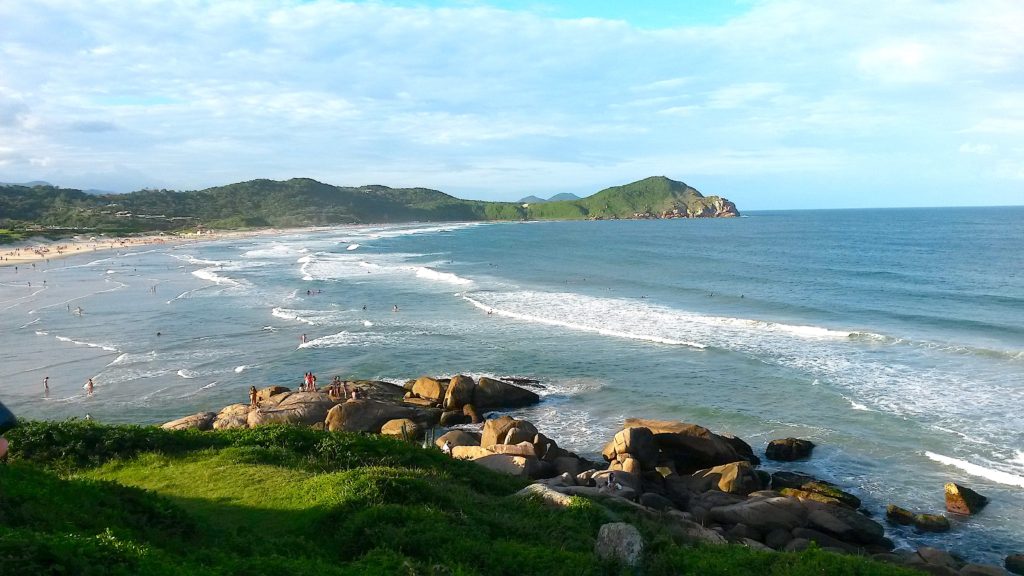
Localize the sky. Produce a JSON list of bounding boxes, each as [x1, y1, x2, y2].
[[0, 1, 1022, 209]]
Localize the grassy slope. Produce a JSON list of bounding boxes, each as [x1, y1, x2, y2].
[[0, 421, 914, 576]]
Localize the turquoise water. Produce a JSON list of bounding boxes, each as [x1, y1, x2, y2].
[[1, 207, 1022, 561]]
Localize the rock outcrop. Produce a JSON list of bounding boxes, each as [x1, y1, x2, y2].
[[161, 411, 216, 431], [324, 399, 418, 433], [945, 483, 989, 515], [247, 391, 335, 427]]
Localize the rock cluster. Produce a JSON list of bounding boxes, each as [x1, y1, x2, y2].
[[162, 376, 1013, 574]]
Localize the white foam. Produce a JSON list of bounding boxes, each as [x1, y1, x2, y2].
[[234, 365, 247, 373], [298, 330, 388, 349], [848, 399, 871, 411], [415, 267, 473, 286], [170, 253, 226, 266], [105, 269, 116, 274], [53, 334, 119, 352], [272, 307, 316, 325], [177, 369, 199, 379], [192, 268, 241, 286], [463, 294, 706, 349], [363, 320, 373, 327], [347, 243, 360, 251], [20, 318, 40, 328], [35, 330, 49, 336], [925, 452, 1024, 488], [201, 381, 218, 389], [242, 244, 306, 259]]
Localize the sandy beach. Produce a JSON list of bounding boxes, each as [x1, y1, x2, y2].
[[0, 228, 299, 268]]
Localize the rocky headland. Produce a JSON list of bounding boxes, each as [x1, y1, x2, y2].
[[162, 374, 1020, 576]]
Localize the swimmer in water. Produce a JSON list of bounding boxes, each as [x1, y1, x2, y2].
[[393, 305, 399, 312]]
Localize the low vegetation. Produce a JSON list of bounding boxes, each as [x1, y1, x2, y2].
[[0, 420, 915, 575]]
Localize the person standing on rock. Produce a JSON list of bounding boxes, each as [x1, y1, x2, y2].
[[249, 386, 258, 407]]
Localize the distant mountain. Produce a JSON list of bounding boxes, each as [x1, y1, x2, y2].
[[0, 180, 54, 188], [518, 192, 582, 203], [0, 176, 738, 238], [518, 195, 548, 204], [522, 176, 738, 220], [547, 192, 580, 202]]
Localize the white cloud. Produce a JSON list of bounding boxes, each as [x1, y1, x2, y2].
[[0, 0, 1020, 206]]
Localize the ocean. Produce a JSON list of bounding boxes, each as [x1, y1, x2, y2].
[[1, 207, 1022, 562]]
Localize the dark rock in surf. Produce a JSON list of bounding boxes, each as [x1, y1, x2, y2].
[[474, 376, 540, 410], [945, 482, 989, 515], [765, 438, 815, 461]]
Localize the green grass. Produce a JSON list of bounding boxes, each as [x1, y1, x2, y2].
[[0, 421, 916, 575]]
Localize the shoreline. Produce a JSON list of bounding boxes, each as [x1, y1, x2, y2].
[[0, 226, 316, 268]]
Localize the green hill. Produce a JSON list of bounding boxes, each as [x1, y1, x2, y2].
[[0, 176, 738, 241], [0, 420, 912, 576]]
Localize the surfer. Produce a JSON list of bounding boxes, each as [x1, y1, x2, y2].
[[74, 306, 84, 316], [43, 376, 49, 394], [301, 333, 308, 344], [393, 304, 399, 312], [362, 305, 366, 310]]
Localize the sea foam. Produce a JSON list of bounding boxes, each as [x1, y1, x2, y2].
[[925, 452, 1024, 488]]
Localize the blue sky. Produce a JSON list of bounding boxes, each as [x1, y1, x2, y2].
[[0, 0, 1022, 209]]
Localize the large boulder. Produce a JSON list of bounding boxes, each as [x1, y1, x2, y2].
[[1006, 554, 1024, 575], [611, 427, 658, 469], [622, 418, 749, 473], [435, 429, 480, 450], [721, 433, 760, 466], [691, 461, 762, 495], [462, 404, 482, 424], [324, 399, 418, 432], [945, 483, 988, 515], [803, 500, 888, 546], [707, 496, 808, 533], [439, 410, 471, 427], [886, 504, 916, 525], [473, 454, 537, 478], [443, 374, 476, 410], [594, 523, 644, 567], [451, 446, 494, 460], [913, 513, 950, 533], [161, 411, 216, 431], [490, 442, 538, 458], [248, 392, 335, 427], [474, 376, 540, 410], [380, 418, 421, 439], [411, 376, 444, 403], [254, 386, 290, 404], [481, 416, 538, 449], [765, 438, 815, 461], [213, 403, 252, 430], [780, 481, 861, 509], [346, 380, 408, 403], [771, 471, 816, 490]]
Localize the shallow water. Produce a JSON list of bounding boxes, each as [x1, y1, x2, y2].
[[1, 208, 1022, 562]]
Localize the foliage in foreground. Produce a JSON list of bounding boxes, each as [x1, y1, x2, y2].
[[0, 421, 915, 575]]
